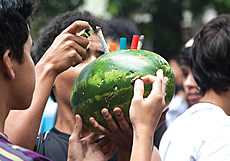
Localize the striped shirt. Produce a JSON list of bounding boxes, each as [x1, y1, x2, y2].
[[0, 132, 51, 161]]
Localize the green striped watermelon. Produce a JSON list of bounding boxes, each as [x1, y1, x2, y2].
[[71, 49, 175, 133]]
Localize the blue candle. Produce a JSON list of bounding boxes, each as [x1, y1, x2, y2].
[[120, 37, 127, 50]]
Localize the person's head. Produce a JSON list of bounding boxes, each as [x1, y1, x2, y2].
[[192, 14, 230, 96], [0, 0, 35, 110], [179, 46, 201, 106], [104, 17, 139, 49], [32, 11, 105, 107]]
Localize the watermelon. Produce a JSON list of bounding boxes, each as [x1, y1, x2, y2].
[[71, 49, 175, 133]]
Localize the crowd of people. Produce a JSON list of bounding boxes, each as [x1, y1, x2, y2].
[[1, 0, 230, 161]]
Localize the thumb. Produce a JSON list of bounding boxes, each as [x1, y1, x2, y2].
[[133, 78, 144, 100], [62, 20, 91, 35], [71, 114, 83, 140]]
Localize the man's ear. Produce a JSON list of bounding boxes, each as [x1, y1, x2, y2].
[[3, 49, 16, 80]]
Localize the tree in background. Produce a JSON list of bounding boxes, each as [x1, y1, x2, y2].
[[107, 0, 230, 60], [31, 0, 230, 60], [32, 0, 83, 39]]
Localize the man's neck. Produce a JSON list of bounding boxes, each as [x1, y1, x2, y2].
[[0, 104, 10, 133], [0, 81, 11, 132], [54, 103, 92, 137], [54, 103, 76, 134], [0, 115, 5, 132], [200, 89, 230, 115]]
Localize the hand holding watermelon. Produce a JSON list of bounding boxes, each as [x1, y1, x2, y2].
[[89, 107, 133, 157], [130, 71, 168, 161], [130, 70, 168, 134], [68, 114, 116, 161]]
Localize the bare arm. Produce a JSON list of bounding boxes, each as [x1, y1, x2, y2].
[[4, 21, 90, 150], [130, 70, 167, 161]]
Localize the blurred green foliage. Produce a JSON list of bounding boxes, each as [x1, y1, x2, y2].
[[107, 0, 230, 59], [31, 0, 230, 60], [31, 0, 83, 39]]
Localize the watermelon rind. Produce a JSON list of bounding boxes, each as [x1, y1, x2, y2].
[[71, 49, 175, 133]]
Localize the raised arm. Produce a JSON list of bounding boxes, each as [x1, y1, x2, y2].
[[130, 69, 168, 161], [4, 21, 90, 150]]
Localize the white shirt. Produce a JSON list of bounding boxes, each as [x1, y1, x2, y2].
[[159, 103, 230, 161]]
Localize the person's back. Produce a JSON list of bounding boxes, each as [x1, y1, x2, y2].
[[159, 14, 230, 161], [160, 103, 230, 161], [0, 0, 50, 160]]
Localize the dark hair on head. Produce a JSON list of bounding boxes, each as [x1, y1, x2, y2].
[[104, 17, 139, 46], [32, 10, 105, 102], [0, 0, 34, 63], [178, 47, 192, 66], [191, 14, 230, 95]]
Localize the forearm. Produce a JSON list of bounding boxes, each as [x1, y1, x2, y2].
[[130, 128, 154, 161], [5, 62, 56, 149]]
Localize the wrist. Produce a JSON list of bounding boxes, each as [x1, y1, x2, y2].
[[132, 124, 155, 137], [131, 128, 154, 161], [35, 60, 57, 82]]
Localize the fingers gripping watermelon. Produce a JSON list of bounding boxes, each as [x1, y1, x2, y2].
[[71, 49, 175, 133]]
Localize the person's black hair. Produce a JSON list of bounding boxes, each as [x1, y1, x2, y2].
[[32, 10, 106, 102], [191, 14, 230, 95], [178, 47, 192, 66], [104, 17, 140, 46], [0, 0, 34, 63]]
